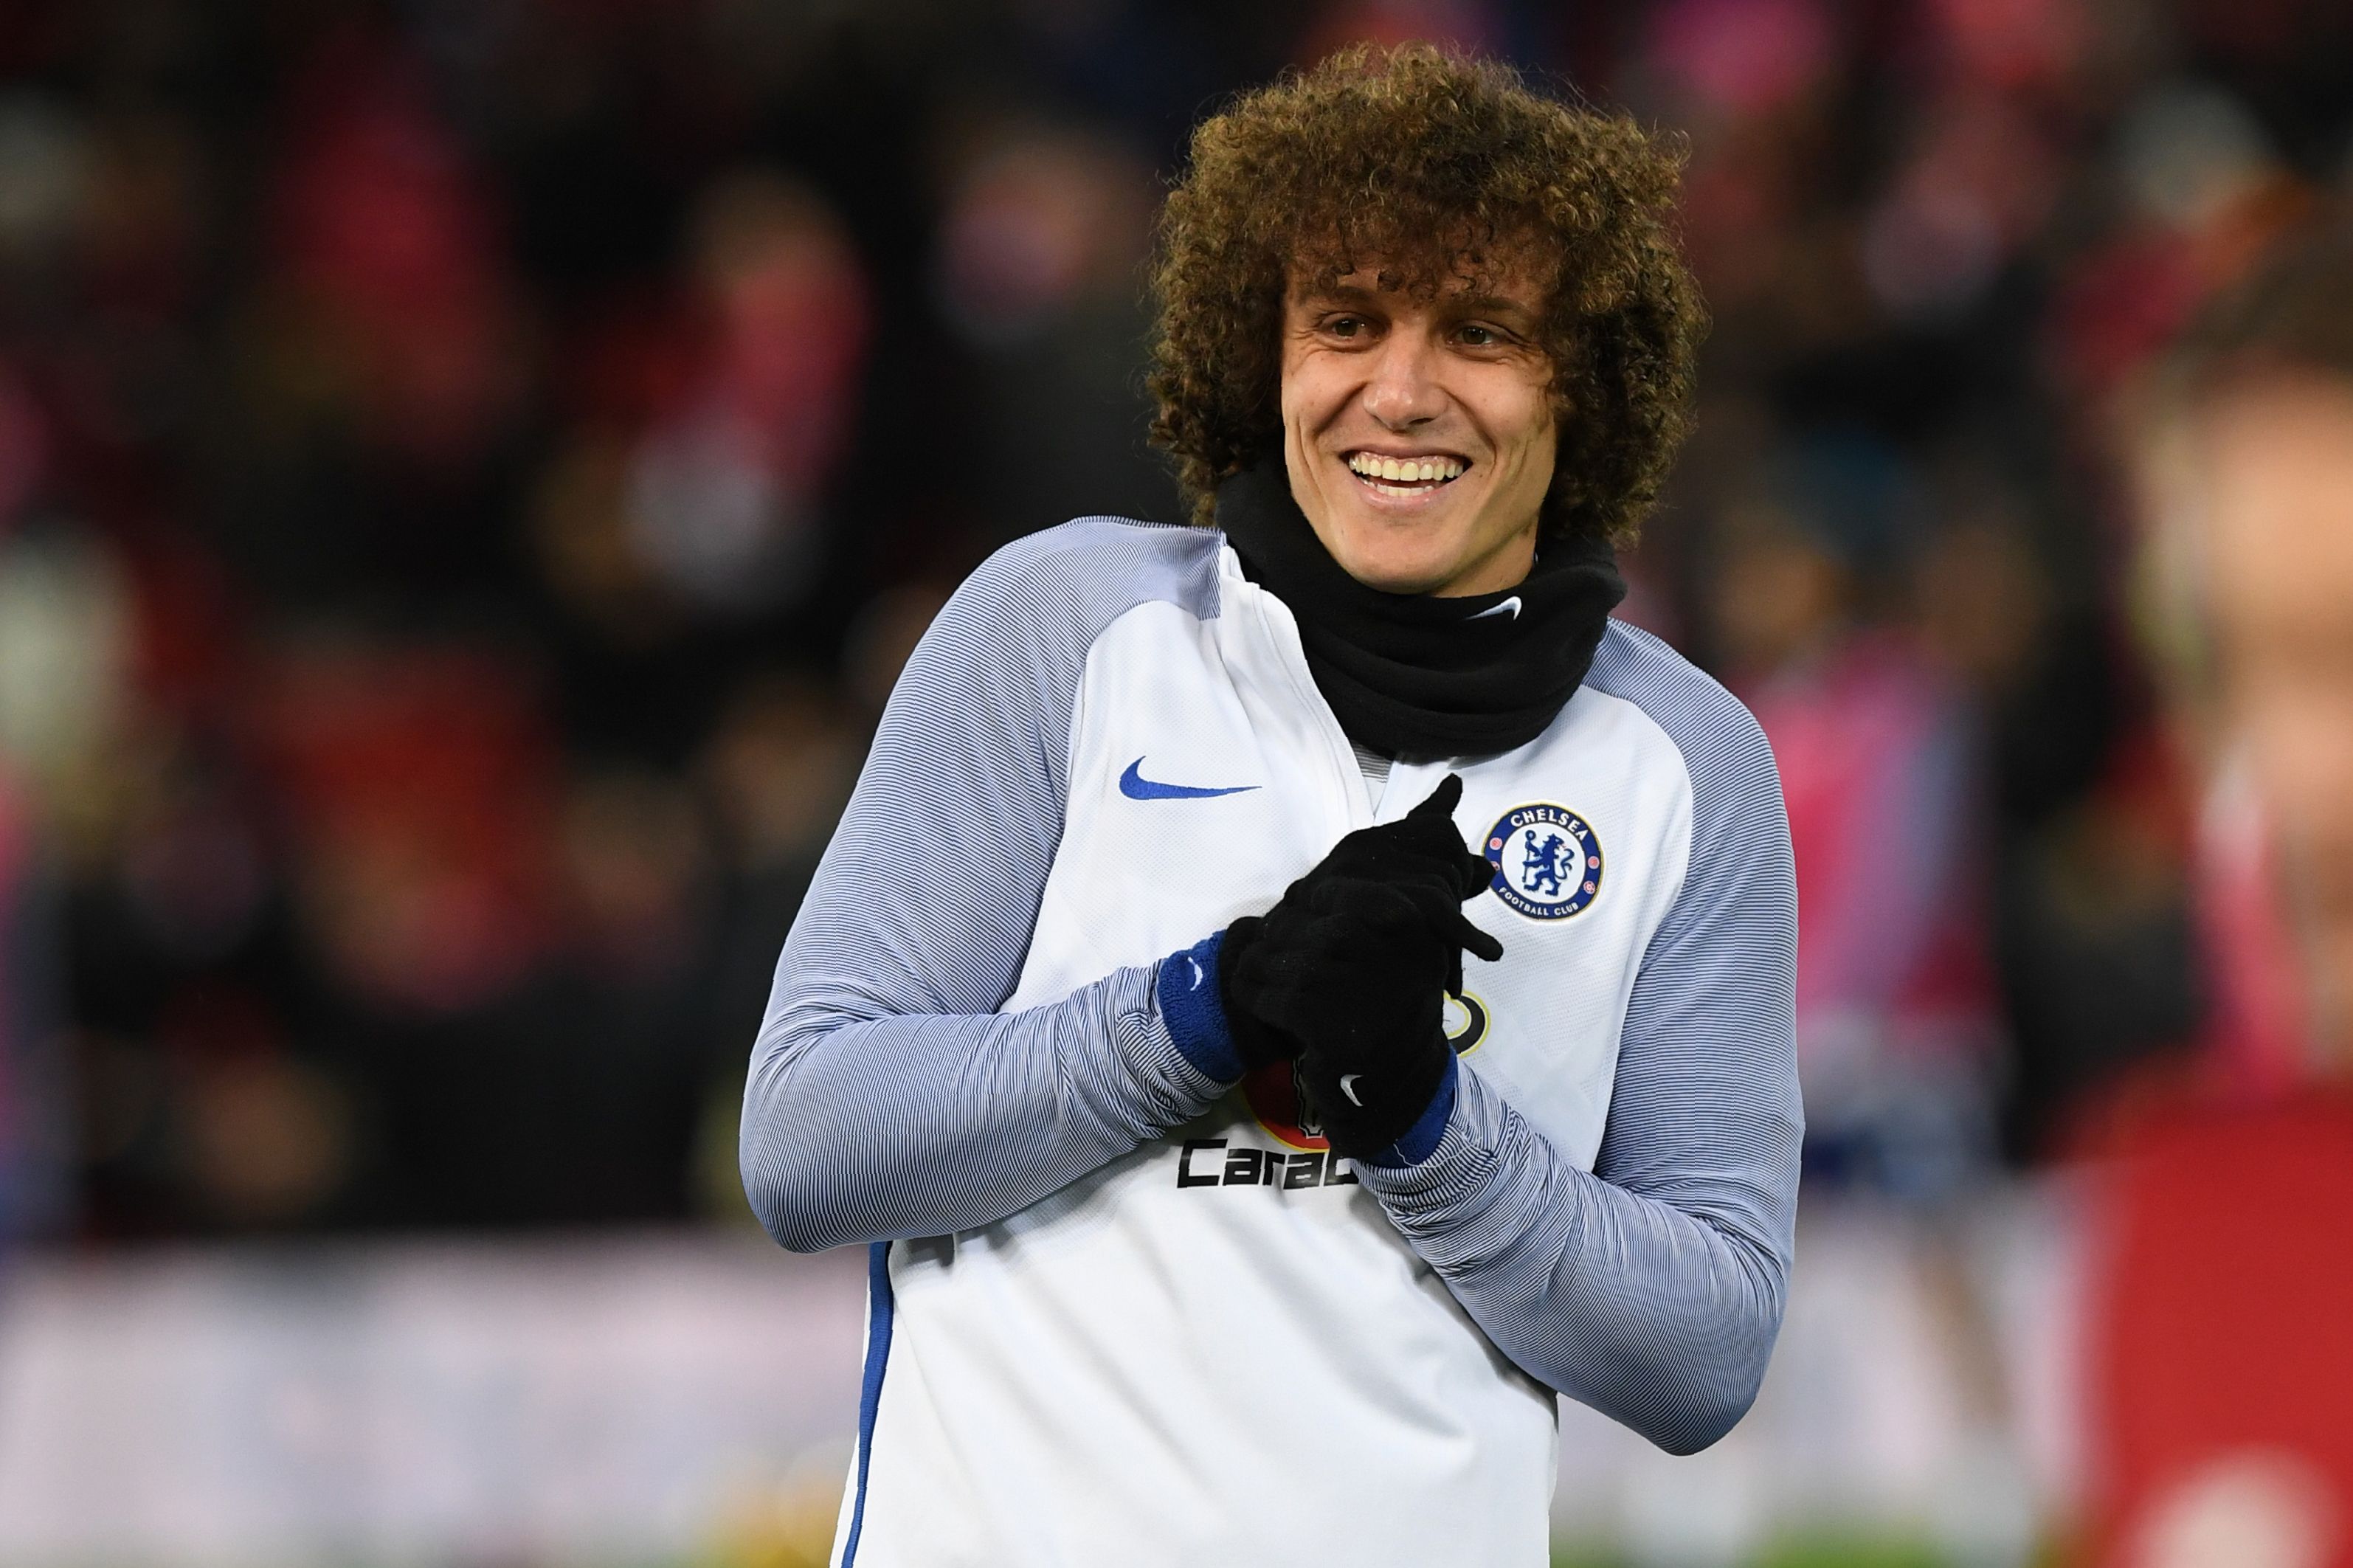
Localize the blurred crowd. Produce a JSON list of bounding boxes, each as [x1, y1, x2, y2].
[[0, 0, 2347, 1244]]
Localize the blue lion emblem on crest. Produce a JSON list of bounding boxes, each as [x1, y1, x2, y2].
[[1483, 804, 1603, 919], [1520, 830, 1570, 897]]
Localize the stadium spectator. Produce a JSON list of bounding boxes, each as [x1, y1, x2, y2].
[[2086, 207, 2353, 1568]]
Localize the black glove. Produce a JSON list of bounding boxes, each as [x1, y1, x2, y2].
[[1213, 913, 1301, 1074], [1220, 776, 1504, 1151]]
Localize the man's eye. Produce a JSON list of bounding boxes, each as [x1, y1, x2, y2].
[[1458, 324, 1497, 346], [1328, 317, 1364, 338]]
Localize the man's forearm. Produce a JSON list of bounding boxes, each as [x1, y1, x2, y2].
[[1358, 1065, 1795, 1455], [742, 959, 1230, 1252]]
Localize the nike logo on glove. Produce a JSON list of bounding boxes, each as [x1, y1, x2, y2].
[[1339, 1074, 1366, 1107], [1120, 757, 1259, 801]]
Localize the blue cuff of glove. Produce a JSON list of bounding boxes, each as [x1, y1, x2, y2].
[[1361, 1051, 1459, 1169], [1157, 930, 1243, 1082]]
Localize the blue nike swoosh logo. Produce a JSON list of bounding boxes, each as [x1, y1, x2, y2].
[[1119, 757, 1259, 801]]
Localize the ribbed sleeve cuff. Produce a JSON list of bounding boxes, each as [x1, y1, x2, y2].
[[1353, 1061, 1508, 1224], [1155, 930, 1243, 1082]]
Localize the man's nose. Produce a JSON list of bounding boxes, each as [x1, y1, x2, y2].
[[1361, 331, 1446, 429]]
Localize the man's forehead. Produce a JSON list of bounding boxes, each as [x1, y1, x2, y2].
[[1288, 258, 1547, 314]]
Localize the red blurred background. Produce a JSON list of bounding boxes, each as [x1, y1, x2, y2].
[[1, 1, 2349, 1564]]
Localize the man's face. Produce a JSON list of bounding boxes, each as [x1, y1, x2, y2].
[[1279, 261, 1555, 597], [2169, 374, 2353, 1048]]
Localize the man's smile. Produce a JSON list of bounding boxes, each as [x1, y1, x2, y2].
[[1343, 449, 1469, 501]]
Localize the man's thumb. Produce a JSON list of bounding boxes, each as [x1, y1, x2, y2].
[[1408, 773, 1465, 821]]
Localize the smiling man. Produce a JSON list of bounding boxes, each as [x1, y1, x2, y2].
[[1280, 269, 1558, 596], [743, 46, 1800, 1567]]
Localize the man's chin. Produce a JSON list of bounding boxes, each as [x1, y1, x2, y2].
[[1327, 548, 1456, 595], [1308, 504, 1445, 584]]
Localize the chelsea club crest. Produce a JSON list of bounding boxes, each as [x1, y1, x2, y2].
[[1483, 803, 1603, 919]]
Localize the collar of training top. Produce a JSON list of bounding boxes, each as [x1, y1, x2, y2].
[[1215, 460, 1625, 764]]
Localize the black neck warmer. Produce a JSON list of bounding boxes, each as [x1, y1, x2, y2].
[[1215, 460, 1625, 761]]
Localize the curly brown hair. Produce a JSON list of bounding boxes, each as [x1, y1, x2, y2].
[[1147, 44, 1705, 547]]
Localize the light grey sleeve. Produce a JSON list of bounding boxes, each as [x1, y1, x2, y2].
[[739, 520, 1242, 1254], [1357, 626, 1804, 1454]]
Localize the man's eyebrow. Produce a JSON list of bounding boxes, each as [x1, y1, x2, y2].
[[1443, 291, 1541, 322]]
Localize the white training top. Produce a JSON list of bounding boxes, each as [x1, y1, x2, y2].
[[742, 518, 1802, 1568]]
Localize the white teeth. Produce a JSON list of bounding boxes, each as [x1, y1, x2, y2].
[[1347, 453, 1464, 483]]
